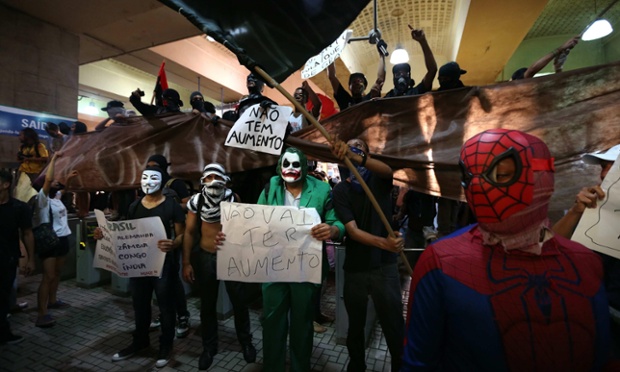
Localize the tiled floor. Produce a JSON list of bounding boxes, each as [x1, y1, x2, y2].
[[1, 271, 405, 372]]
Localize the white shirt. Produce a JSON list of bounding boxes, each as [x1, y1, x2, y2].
[[33, 189, 71, 237]]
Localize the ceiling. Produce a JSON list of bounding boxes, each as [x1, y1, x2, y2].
[[1, 0, 618, 105]]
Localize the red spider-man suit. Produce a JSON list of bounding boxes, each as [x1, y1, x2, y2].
[[403, 129, 611, 371]]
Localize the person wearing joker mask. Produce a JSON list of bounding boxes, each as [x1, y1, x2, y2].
[[227, 148, 344, 372], [182, 163, 256, 371], [402, 129, 611, 371], [330, 138, 405, 372], [93, 165, 185, 368]]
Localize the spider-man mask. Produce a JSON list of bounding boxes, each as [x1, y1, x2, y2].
[[460, 129, 555, 236]]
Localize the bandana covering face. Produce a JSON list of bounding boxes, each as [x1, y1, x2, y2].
[[460, 129, 555, 254], [280, 152, 302, 183], [194, 163, 234, 223], [349, 146, 371, 193], [141, 170, 162, 195]]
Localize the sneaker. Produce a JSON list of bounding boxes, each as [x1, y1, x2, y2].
[[155, 347, 171, 368], [198, 349, 215, 370], [0, 333, 24, 345], [111, 343, 149, 362], [176, 315, 190, 338], [242, 343, 256, 363], [149, 316, 161, 330], [422, 226, 438, 241], [313, 321, 327, 333], [47, 300, 70, 309], [35, 314, 56, 328], [10, 301, 28, 313]]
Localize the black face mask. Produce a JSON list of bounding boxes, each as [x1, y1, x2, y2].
[[164, 101, 180, 112], [394, 77, 410, 94], [191, 100, 205, 111]]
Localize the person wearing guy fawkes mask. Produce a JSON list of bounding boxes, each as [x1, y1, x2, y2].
[[235, 73, 277, 120], [182, 163, 256, 370], [129, 87, 184, 117], [384, 28, 437, 98], [93, 165, 185, 368], [216, 147, 343, 372], [330, 138, 405, 372]]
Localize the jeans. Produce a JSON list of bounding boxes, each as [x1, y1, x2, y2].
[[130, 253, 176, 349], [191, 249, 252, 352], [0, 256, 18, 339], [344, 263, 404, 372]]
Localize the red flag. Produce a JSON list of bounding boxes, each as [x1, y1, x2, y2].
[[152, 61, 168, 106]]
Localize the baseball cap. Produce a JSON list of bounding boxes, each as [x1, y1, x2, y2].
[[101, 100, 124, 111], [583, 144, 620, 164]]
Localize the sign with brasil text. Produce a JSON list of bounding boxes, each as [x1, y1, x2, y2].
[[572, 153, 620, 260], [93, 209, 167, 277], [301, 29, 353, 79], [217, 202, 322, 284], [225, 104, 292, 155]]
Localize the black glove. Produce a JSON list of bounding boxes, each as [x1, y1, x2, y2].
[[259, 100, 273, 110], [211, 115, 220, 125]]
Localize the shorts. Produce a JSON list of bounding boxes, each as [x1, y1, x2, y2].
[[39, 236, 70, 260]]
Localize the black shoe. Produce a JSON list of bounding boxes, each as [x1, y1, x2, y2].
[[198, 349, 214, 370], [242, 343, 256, 363], [0, 333, 23, 345], [155, 347, 171, 368], [111, 343, 149, 362]]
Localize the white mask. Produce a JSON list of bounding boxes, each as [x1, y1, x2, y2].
[[141, 170, 162, 195], [280, 152, 302, 183]]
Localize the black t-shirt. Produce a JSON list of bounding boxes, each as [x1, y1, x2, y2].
[[167, 178, 191, 200], [0, 198, 32, 259], [128, 196, 185, 240], [332, 173, 397, 272], [334, 83, 371, 111], [384, 81, 428, 98]]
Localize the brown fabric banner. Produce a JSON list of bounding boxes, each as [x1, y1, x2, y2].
[[54, 61, 620, 214]]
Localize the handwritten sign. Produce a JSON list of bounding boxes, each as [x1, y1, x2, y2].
[[217, 202, 322, 284], [225, 104, 291, 155], [93, 209, 167, 277], [572, 154, 620, 259], [301, 30, 352, 79]]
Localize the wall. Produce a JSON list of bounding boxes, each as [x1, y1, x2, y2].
[[603, 31, 620, 62], [0, 3, 79, 168], [497, 34, 608, 81]]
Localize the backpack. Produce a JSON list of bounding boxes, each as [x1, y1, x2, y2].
[[162, 178, 180, 203]]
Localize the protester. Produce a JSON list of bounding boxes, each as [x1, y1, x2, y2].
[[94, 165, 185, 368], [239, 148, 344, 372], [235, 73, 277, 119], [0, 170, 35, 345], [95, 100, 128, 131], [403, 129, 611, 370], [289, 81, 322, 133], [189, 91, 216, 117], [71, 121, 88, 135], [511, 36, 579, 80], [17, 128, 48, 183], [330, 138, 404, 372], [32, 155, 75, 328], [437, 61, 467, 91], [44, 123, 66, 154], [182, 163, 256, 371], [130, 88, 183, 116]]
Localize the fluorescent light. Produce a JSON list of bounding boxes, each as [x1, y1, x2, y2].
[[390, 46, 409, 64], [206, 35, 215, 42], [582, 19, 613, 40]]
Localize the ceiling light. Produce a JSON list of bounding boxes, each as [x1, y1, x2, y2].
[[582, 19, 613, 40], [206, 35, 215, 42], [390, 46, 409, 64]]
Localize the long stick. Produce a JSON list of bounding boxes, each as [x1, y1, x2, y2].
[[254, 66, 413, 275]]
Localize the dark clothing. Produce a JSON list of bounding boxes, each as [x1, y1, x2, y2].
[[334, 83, 371, 110], [236, 94, 277, 119], [126, 197, 185, 349], [384, 81, 429, 98], [191, 249, 252, 352], [0, 198, 32, 259], [332, 175, 397, 273], [332, 174, 404, 372], [166, 178, 191, 201], [0, 197, 31, 341], [129, 95, 180, 117]]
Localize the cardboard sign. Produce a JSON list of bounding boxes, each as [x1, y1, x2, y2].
[[301, 30, 352, 79], [93, 209, 167, 277], [217, 202, 322, 284], [225, 104, 291, 155], [572, 154, 620, 259]]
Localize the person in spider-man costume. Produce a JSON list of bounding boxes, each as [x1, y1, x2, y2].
[[403, 129, 612, 371]]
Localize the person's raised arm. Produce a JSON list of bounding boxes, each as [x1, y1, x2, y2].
[[369, 54, 386, 98], [331, 139, 393, 179], [411, 26, 437, 92], [327, 62, 341, 94], [42, 154, 58, 197], [302, 81, 322, 119], [524, 36, 579, 79], [552, 185, 605, 238]]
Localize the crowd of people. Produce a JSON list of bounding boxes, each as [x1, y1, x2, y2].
[[2, 26, 617, 372]]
